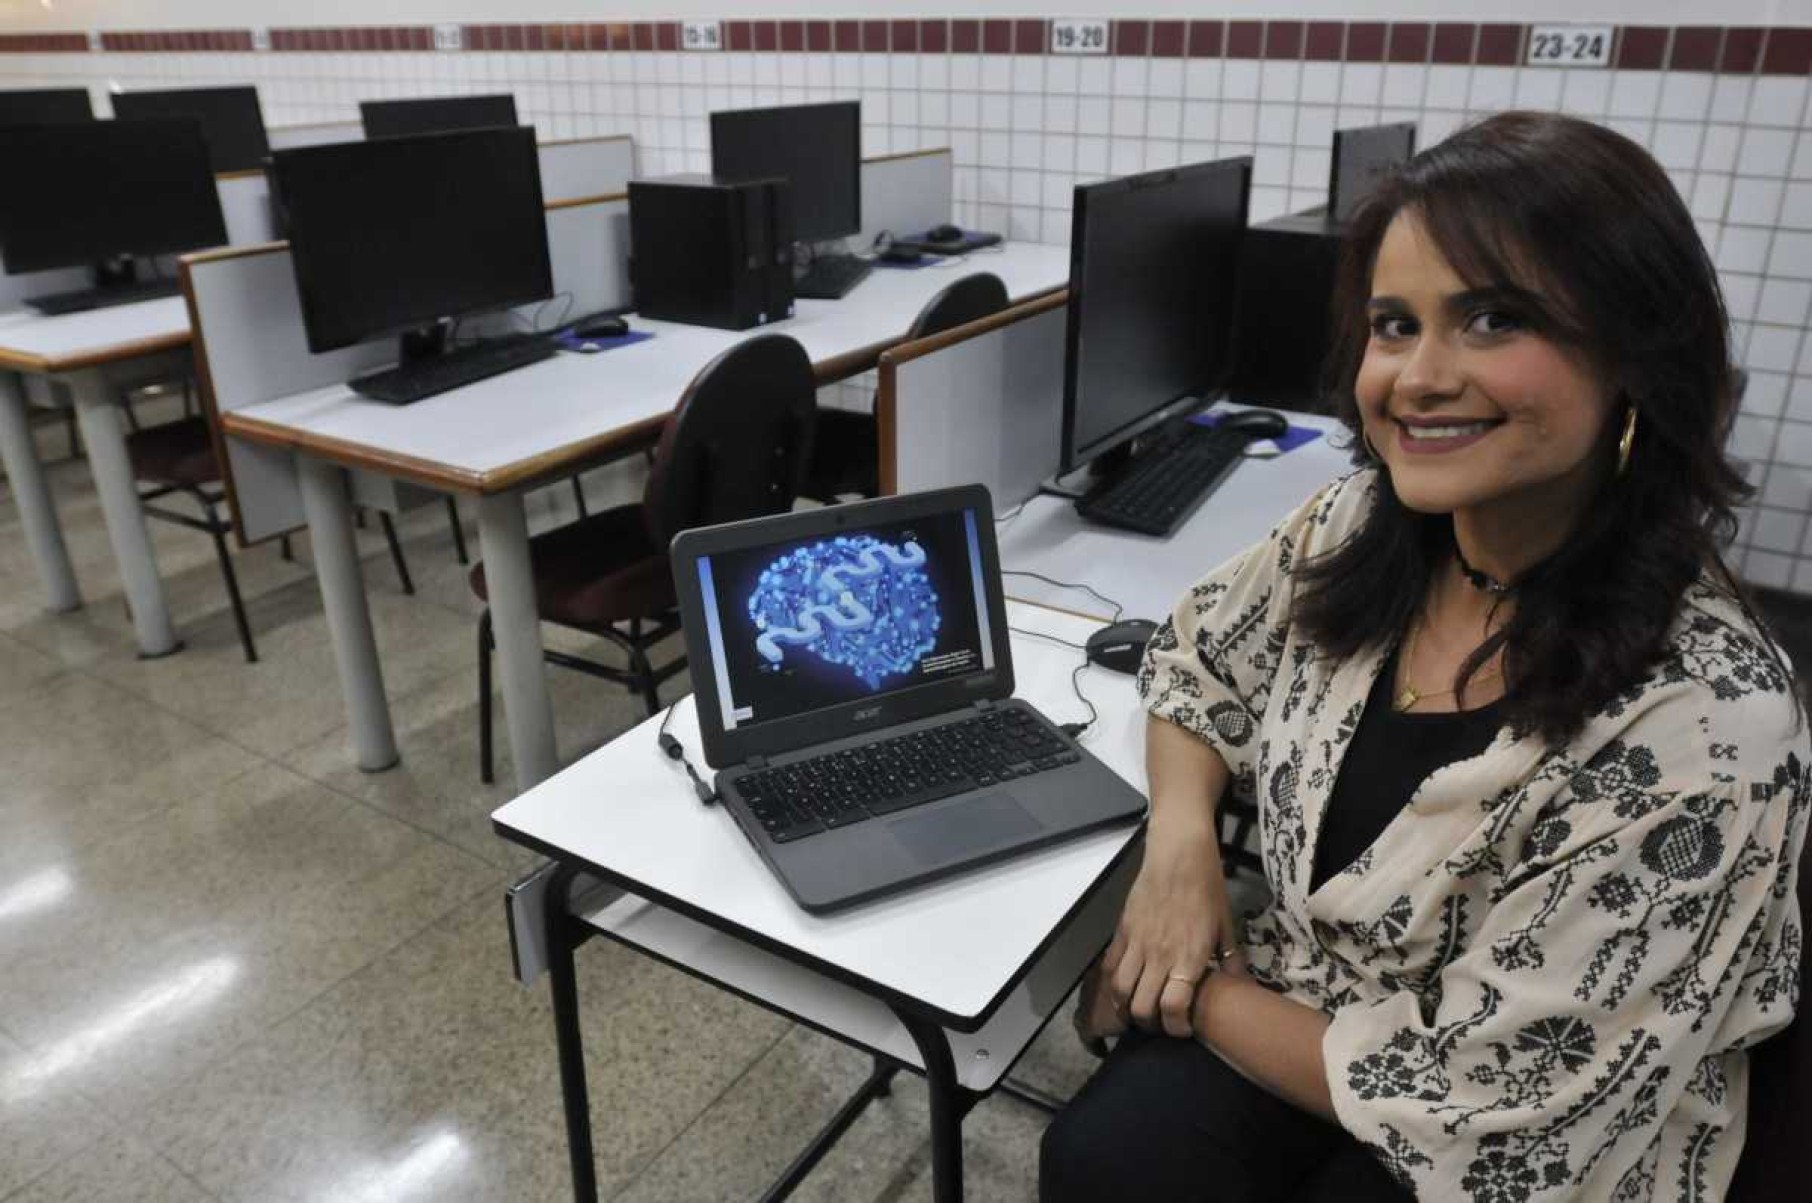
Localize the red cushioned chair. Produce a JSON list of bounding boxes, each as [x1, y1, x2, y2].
[[802, 271, 1011, 503], [472, 333, 818, 783], [127, 414, 419, 662]]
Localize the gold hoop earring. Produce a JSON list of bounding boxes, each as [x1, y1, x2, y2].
[[1616, 407, 1639, 477]]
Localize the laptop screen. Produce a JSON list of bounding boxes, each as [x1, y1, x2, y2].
[[692, 505, 997, 734]]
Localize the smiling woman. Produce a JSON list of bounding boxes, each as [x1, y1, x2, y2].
[[1042, 113, 1810, 1203]]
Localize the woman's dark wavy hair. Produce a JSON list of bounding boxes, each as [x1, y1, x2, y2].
[[1294, 110, 1792, 745]]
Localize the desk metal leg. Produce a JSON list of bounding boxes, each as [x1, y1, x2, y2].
[[898, 1011, 970, 1203], [477, 491, 558, 791], [68, 369, 179, 656], [299, 456, 399, 772], [0, 371, 80, 613], [545, 865, 599, 1203]]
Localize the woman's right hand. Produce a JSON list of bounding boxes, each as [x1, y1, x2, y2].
[[1103, 813, 1235, 1038]]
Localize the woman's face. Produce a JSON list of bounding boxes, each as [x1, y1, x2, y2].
[[1354, 211, 1619, 522]]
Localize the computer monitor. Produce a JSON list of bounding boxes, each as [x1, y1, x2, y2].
[[111, 86, 270, 174], [359, 94, 519, 139], [1061, 157, 1253, 474], [271, 126, 552, 355], [710, 101, 860, 244], [0, 87, 94, 125], [1329, 122, 1416, 223], [0, 119, 226, 275]]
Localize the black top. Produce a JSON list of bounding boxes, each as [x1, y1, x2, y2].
[[1310, 645, 1504, 893]]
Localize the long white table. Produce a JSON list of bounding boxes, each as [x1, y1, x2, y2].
[[223, 243, 1073, 791], [0, 296, 193, 656], [997, 409, 1355, 623], [492, 599, 1146, 1202]]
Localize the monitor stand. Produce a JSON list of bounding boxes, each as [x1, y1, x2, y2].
[[24, 258, 181, 316]]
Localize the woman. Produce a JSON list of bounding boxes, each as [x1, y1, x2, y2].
[[1041, 112, 1808, 1202]]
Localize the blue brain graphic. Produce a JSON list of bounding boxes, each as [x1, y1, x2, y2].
[[747, 535, 940, 689]]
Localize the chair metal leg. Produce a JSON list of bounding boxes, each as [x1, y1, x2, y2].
[[629, 643, 661, 716], [279, 533, 294, 562], [378, 511, 414, 595], [570, 476, 587, 518], [445, 496, 469, 565], [65, 408, 81, 460], [197, 491, 257, 663], [479, 610, 495, 785]]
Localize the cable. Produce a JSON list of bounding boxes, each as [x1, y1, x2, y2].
[[994, 500, 1028, 525], [1001, 570, 1124, 623], [1007, 625, 1100, 736], [657, 701, 718, 805]]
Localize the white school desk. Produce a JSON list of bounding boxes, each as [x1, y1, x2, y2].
[[221, 243, 1072, 793], [0, 297, 193, 656], [492, 600, 1147, 1203], [997, 409, 1355, 624]]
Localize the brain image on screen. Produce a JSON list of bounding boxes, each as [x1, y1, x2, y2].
[[747, 535, 940, 689]]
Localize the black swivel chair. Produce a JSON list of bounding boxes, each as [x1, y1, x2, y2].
[[802, 271, 1011, 503], [472, 333, 819, 783]]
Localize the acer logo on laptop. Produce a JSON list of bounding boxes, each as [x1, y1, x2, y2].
[[854, 705, 884, 722]]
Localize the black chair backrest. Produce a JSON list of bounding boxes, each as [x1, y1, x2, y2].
[[643, 333, 818, 546], [907, 271, 1010, 340]]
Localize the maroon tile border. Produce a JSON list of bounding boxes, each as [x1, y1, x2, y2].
[[2, 17, 1805, 76]]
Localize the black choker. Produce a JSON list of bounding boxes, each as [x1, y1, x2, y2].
[[1453, 541, 1515, 595]]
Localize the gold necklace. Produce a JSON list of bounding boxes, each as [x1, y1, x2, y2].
[[1395, 622, 1503, 711]]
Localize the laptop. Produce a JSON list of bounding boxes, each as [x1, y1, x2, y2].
[[670, 485, 1148, 913]]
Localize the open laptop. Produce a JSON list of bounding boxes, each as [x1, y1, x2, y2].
[[671, 485, 1148, 913]]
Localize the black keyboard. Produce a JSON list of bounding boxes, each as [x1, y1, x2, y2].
[[1076, 423, 1249, 536], [795, 254, 873, 300], [732, 708, 1080, 844], [349, 337, 557, 405], [26, 278, 181, 315]]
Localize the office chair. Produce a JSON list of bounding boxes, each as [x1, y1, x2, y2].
[[1728, 831, 1810, 1200], [802, 271, 1011, 503], [126, 412, 418, 662], [472, 333, 818, 783]]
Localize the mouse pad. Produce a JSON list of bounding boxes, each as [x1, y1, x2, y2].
[[552, 329, 656, 355], [1189, 409, 1324, 454]]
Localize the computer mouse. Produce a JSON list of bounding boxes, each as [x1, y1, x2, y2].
[[573, 315, 629, 340], [1085, 618, 1160, 675], [1217, 408, 1290, 440], [927, 223, 964, 242]]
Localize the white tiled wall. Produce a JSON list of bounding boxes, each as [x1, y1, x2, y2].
[[6, 40, 1812, 589]]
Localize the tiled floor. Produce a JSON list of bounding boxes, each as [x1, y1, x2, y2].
[[0, 399, 1098, 1203]]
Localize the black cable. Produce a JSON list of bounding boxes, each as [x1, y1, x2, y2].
[[1001, 570, 1124, 622], [1007, 626, 1100, 736], [657, 701, 718, 805]]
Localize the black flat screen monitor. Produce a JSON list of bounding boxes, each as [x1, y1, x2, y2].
[[1329, 122, 1416, 223], [360, 94, 519, 139], [1061, 157, 1252, 473], [0, 87, 93, 125], [0, 119, 226, 274], [710, 101, 860, 243], [111, 86, 270, 174], [271, 126, 553, 353]]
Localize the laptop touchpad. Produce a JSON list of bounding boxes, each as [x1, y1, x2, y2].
[[889, 794, 1042, 865]]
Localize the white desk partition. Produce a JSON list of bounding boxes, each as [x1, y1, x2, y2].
[[878, 290, 1068, 501], [536, 136, 635, 203], [216, 172, 277, 247], [858, 148, 953, 249], [185, 192, 632, 543], [267, 121, 362, 150]]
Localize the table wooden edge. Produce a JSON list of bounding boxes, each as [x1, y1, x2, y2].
[[218, 280, 1067, 497], [0, 330, 192, 375]]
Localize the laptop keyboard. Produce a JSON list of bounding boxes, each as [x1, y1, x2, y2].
[[734, 709, 1080, 843]]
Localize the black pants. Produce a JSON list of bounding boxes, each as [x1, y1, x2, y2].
[[1040, 1029, 1414, 1203]]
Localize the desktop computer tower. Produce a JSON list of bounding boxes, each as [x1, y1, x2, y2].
[[1230, 210, 1344, 414], [628, 174, 795, 331]]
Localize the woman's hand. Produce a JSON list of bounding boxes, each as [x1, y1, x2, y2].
[[1103, 812, 1236, 1038]]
